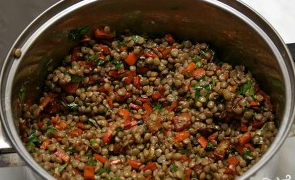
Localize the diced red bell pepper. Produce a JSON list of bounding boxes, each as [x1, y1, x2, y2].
[[192, 68, 205, 78], [61, 83, 79, 94], [172, 112, 191, 132], [197, 136, 208, 148], [71, 47, 80, 62], [144, 51, 158, 58], [129, 103, 141, 110], [110, 159, 122, 165], [161, 48, 172, 59], [133, 76, 141, 89], [143, 102, 153, 114], [142, 162, 157, 171], [83, 165, 95, 180], [186, 62, 197, 72], [94, 29, 114, 39], [55, 149, 70, 162], [152, 91, 161, 100], [126, 159, 142, 169], [124, 71, 136, 84], [106, 96, 113, 108], [164, 34, 175, 45], [93, 154, 108, 163], [108, 70, 119, 78], [40, 139, 51, 150], [69, 128, 83, 137], [102, 126, 115, 144], [166, 101, 178, 112], [137, 67, 150, 74], [125, 52, 138, 66], [227, 155, 240, 166], [175, 131, 190, 143], [95, 44, 110, 55], [239, 132, 251, 146]]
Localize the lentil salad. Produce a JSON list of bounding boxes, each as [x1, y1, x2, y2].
[[19, 26, 277, 180]]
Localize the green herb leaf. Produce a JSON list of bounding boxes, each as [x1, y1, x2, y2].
[[192, 172, 198, 178], [206, 141, 214, 150], [171, 165, 178, 172], [96, 59, 105, 66], [88, 157, 97, 166], [118, 41, 127, 47], [238, 81, 255, 96], [153, 102, 162, 112], [27, 141, 36, 152], [58, 164, 68, 173], [179, 149, 191, 155], [212, 77, 216, 87], [194, 83, 202, 90], [27, 129, 40, 152], [116, 127, 123, 134], [67, 102, 78, 111], [71, 75, 84, 83], [204, 84, 212, 91], [192, 55, 202, 63], [65, 147, 75, 154], [96, 167, 111, 176], [196, 61, 203, 69], [86, 150, 93, 158], [68, 26, 90, 42], [89, 139, 96, 145], [46, 127, 57, 135], [243, 147, 253, 162], [131, 35, 145, 44], [86, 54, 97, 61], [112, 60, 124, 70], [45, 120, 52, 126], [105, 55, 111, 61]]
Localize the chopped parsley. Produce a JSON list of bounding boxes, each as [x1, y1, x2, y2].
[[68, 26, 90, 42], [96, 59, 105, 66], [96, 167, 111, 175], [65, 147, 75, 154], [196, 61, 203, 69], [26, 129, 41, 152], [131, 35, 145, 44], [237, 81, 255, 96], [88, 157, 97, 166], [212, 77, 216, 87], [191, 55, 202, 63], [243, 147, 253, 163], [111, 60, 124, 70], [105, 55, 111, 61], [206, 141, 214, 150], [153, 102, 162, 112], [57, 163, 67, 173], [67, 102, 78, 111], [71, 75, 84, 83], [46, 127, 57, 135], [171, 165, 178, 172], [89, 139, 97, 145]]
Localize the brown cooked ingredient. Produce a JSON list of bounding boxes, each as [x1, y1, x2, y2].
[[20, 26, 277, 180]]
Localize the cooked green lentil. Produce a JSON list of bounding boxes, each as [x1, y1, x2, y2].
[[20, 26, 277, 180]]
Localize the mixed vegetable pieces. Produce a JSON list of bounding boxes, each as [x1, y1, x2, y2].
[[20, 26, 277, 180]]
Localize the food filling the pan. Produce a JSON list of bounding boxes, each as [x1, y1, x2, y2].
[[20, 26, 277, 180]]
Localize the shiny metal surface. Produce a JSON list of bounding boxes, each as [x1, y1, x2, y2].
[[0, 0, 294, 179]]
